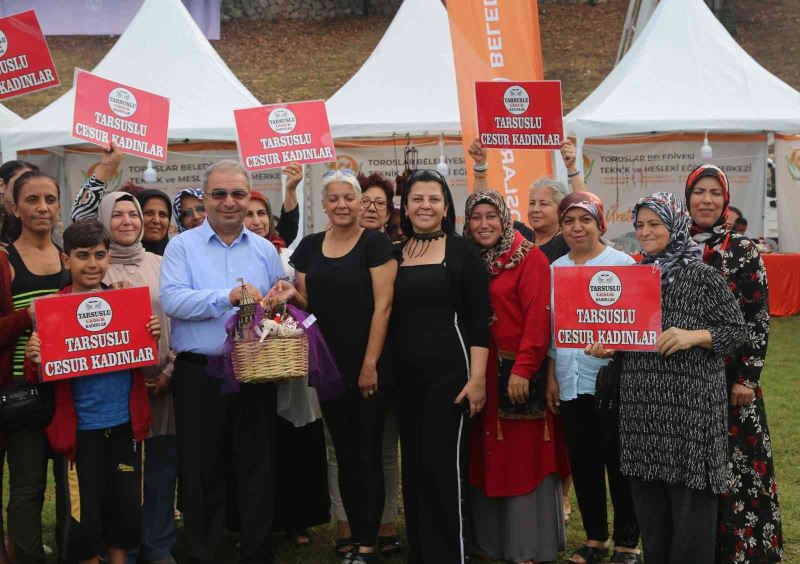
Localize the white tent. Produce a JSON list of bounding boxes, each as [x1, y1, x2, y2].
[[564, 0, 800, 140], [304, 0, 465, 233], [0, 104, 21, 130], [326, 0, 460, 138], [1, 0, 258, 160]]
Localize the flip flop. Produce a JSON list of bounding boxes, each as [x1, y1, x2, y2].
[[378, 534, 403, 556]]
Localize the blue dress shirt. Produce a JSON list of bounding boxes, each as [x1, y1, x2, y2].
[[160, 219, 284, 356], [548, 245, 636, 401]]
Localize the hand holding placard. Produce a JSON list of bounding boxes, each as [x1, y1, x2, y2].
[[234, 100, 336, 171], [34, 287, 159, 381], [25, 332, 41, 365], [475, 81, 564, 151], [553, 265, 662, 352], [0, 10, 60, 100], [72, 70, 170, 162], [146, 315, 161, 342]]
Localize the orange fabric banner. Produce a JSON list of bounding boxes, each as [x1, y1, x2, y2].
[[446, 0, 552, 222]]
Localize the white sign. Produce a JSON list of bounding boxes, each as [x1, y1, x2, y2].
[[581, 134, 767, 243], [774, 134, 800, 252]]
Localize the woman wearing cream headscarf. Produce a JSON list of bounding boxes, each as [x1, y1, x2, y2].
[[98, 193, 177, 564]]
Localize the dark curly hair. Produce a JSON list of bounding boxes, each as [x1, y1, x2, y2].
[[357, 172, 395, 207]]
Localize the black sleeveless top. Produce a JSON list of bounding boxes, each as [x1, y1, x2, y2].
[[7, 244, 68, 382]]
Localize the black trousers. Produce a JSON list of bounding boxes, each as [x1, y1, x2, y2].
[[320, 389, 386, 548], [560, 394, 639, 548], [629, 478, 718, 564], [68, 423, 142, 561], [173, 354, 277, 564], [398, 377, 471, 564], [5, 428, 49, 564]]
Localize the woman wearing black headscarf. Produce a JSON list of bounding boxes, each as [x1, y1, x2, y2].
[[684, 165, 783, 563], [392, 169, 489, 564], [588, 192, 748, 564], [135, 189, 173, 256]]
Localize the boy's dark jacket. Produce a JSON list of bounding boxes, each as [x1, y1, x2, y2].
[[23, 284, 151, 461]]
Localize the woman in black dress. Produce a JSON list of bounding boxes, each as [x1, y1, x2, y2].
[[271, 169, 397, 564], [392, 170, 490, 564]]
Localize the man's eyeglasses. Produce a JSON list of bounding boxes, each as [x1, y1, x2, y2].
[[361, 196, 389, 211], [207, 189, 250, 201], [179, 204, 205, 221]]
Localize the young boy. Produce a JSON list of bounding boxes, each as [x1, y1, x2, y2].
[[25, 218, 157, 564]]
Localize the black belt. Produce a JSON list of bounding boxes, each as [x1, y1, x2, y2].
[[177, 352, 208, 364]]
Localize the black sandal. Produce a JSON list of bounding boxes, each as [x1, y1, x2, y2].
[[610, 551, 642, 563], [335, 537, 356, 558], [378, 534, 403, 556], [567, 545, 610, 564]]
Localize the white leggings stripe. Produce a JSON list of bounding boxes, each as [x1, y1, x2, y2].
[[453, 313, 469, 564]]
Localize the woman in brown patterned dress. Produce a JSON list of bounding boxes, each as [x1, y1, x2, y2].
[[685, 164, 783, 563]]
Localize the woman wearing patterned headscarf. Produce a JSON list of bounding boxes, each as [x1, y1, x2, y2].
[[463, 190, 569, 564], [588, 192, 748, 564], [548, 191, 641, 564], [684, 165, 782, 564], [172, 187, 206, 232]]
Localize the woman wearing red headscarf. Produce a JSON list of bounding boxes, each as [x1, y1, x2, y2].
[[685, 165, 782, 564], [547, 192, 642, 564]]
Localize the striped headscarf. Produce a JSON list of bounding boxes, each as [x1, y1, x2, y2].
[[464, 189, 532, 276], [172, 187, 204, 233], [633, 191, 702, 288]]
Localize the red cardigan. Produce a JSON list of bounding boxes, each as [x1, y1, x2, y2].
[[0, 251, 35, 387], [24, 285, 151, 461], [469, 234, 570, 497]]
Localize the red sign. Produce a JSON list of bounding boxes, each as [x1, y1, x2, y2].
[[552, 264, 662, 351], [72, 69, 170, 162], [0, 10, 59, 100], [234, 100, 336, 171], [475, 81, 564, 150], [34, 287, 158, 381]]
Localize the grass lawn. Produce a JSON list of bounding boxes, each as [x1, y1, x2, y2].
[[3, 316, 796, 562]]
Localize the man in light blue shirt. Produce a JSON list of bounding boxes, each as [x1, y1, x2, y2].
[[160, 160, 283, 564]]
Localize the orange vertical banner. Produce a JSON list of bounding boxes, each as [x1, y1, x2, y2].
[[446, 0, 552, 222]]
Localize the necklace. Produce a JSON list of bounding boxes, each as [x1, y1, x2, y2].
[[405, 229, 445, 259]]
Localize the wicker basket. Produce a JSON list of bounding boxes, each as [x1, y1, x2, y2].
[[232, 334, 309, 383], [229, 279, 308, 383]]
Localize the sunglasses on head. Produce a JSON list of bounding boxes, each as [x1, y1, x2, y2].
[[405, 169, 449, 188], [206, 189, 250, 201], [179, 204, 205, 221], [323, 168, 356, 179]]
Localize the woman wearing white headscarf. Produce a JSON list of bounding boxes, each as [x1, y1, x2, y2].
[[98, 193, 177, 564]]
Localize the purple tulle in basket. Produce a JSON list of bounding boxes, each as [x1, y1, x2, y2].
[[208, 304, 344, 401]]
